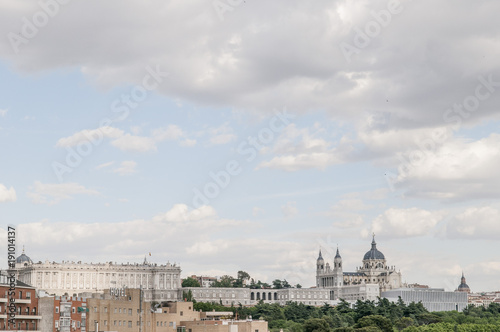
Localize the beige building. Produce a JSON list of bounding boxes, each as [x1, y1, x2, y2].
[[86, 289, 198, 332]]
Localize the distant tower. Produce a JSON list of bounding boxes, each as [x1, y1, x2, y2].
[[333, 247, 343, 287], [456, 272, 471, 293], [316, 250, 324, 287]]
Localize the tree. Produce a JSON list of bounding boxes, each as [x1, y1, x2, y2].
[[182, 277, 201, 287], [296, 284, 302, 288], [304, 318, 331, 332], [182, 290, 194, 302], [212, 275, 235, 288], [355, 315, 393, 332], [238, 271, 251, 282], [394, 317, 414, 331], [273, 279, 283, 289]]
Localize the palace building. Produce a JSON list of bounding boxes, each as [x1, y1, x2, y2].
[[316, 236, 403, 299], [13, 251, 181, 302]]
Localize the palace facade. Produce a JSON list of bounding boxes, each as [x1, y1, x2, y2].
[[14, 252, 181, 302]]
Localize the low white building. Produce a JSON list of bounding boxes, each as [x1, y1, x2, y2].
[[184, 285, 377, 306], [382, 288, 468, 312], [341, 284, 380, 302]]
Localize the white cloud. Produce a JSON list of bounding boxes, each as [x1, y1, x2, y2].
[[207, 123, 236, 145], [57, 125, 195, 153], [0, 184, 16, 203], [27, 181, 100, 205], [3, 0, 498, 131], [252, 207, 265, 217], [14, 204, 249, 262], [153, 204, 218, 223], [392, 133, 500, 200], [327, 199, 372, 228], [281, 201, 298, 218], [257, 124, 348, 171], [57, 127, 124, 147], [180, 138, 197, 147], [371, 207, 445, 238], [111, 134, 157, 152], [113, 161, 137, 176], [446, 206, 500, 239], [152, 125, 185, 141], [95, 161, 115, 169]]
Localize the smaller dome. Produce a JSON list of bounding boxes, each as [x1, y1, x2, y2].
[[16, 253, 33, 264], [458, 283, 470, 290], [16, 247, 33, 265]]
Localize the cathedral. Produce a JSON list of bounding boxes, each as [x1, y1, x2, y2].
[[316, 235, 403, 298]]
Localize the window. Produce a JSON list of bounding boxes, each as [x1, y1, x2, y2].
[[119, 308, 122, 313], [19, 291, 23, 299], [157, 322, 159, 327], [55, 322, 59, 328], [94, 307, 98, 312], [128, 309, 132, 315], [114, 321, 117, 326], [128, 321, 132, 328], [72, 307, 76, 313], [77, 322, 81, 328], [180, 311, 183, 316], [55, 307, 59, 313], [105, 307, 108, 313], [26, 292, 31, 299], [119, 321, 122, 326], [169, 322, 173, 327], [114, 308, 117, 313], [104, 320, 107, 326]]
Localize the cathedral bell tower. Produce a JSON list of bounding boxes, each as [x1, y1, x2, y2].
[[316, 249, 324, 287], [333, 247, 343, 287]]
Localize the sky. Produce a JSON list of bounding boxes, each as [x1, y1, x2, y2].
[[0, 0, 500, 292]]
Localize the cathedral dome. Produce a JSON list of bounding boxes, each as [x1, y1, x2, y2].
[[16, 248, 33, 265], [363, 236, 385, 260], [457, 272, 471, 293]]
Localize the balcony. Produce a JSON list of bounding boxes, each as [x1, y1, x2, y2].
[[0, 314, 42, 320], [0, 298, 32, 304]]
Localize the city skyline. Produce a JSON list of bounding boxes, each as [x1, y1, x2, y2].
[[1, 0, 499, 293]]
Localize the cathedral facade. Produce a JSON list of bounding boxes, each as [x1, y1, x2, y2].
[[316, 236, 403, 299]]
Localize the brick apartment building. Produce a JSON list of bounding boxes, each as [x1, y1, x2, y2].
[[0, 274, 41, 332]]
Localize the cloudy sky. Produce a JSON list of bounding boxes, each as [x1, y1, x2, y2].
[[1, 0, 499, 292]]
